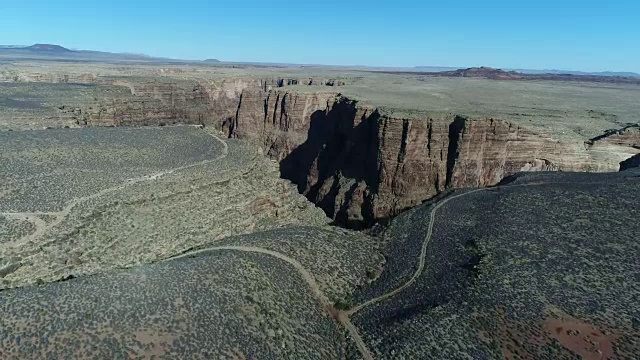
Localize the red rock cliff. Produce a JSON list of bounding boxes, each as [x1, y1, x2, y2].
[[227, 90, 639, 227], [3, 71, 637, 226]]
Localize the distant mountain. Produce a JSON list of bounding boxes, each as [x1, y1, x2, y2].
[[514, 68, 640, 78], [433, 66, 521, 79], [598, 71, 640, 78], [0, 44, 185, 64], [203, 59, 221, 63], [439, 67, 640, 84], [410, 66, 640, 78], [26, 44, 72, 52], [374, 67, 640, 85], [0, 45, 28, 49]]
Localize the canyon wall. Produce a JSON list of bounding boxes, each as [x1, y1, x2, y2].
[[2, 72, 638, 226], [67, 78, 340, 127], [586, 124, 640, 148], [227, 90, 639, 227], [0, 72, 342, 128]]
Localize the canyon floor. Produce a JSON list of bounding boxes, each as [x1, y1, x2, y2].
[[0, 58, 639, 359]]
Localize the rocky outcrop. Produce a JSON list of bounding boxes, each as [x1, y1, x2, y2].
[[227, 91, 639, 227], [2, 70, 637, 227], [446, 118, 628, 187], [586, 124, 640, 149], [0, 70, 344, 89], [0, 71, 344, 129]]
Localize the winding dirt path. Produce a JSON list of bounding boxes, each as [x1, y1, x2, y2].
[[1, 213, 50, 243], [168, 245, 375, 360], [1, 129, 229, 246], [164, 188, 491, 359], [1, 124, 579, 360], [347, 188, 486, 315], [338, 181, 569, 357]]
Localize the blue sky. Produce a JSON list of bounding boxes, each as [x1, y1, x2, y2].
[[1, 0, 639, 72]]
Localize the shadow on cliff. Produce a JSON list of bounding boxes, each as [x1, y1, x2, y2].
[[620, 153, 640, 172], [279, 99, 381, 229]]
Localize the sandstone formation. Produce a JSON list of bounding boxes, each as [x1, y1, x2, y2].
[[2, 71, 638, 227], [226, 90, 639, 227], [586, 123, 640, 148], [0, 73, 342, 128]]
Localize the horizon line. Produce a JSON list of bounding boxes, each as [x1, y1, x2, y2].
[[1, 43, 639, 75]]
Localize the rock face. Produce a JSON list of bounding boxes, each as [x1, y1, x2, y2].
[[227, 91, 639, 227], [82, 78, 304, 127], [2, 71, 637, 227], [587, 124, 640, 148], [0, 73, 344, 128], [446, 118, 627, 187]]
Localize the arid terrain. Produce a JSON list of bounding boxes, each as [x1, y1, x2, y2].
[[1, 57, 638, 229], [0, 48, 638, 359], [350, 169, 640, 359]]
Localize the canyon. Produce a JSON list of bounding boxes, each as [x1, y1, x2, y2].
[[2, 68, 639, 227], [228, 89, 639, 227], [1, 55, 639, 359]]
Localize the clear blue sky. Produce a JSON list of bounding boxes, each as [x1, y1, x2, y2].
[[1, 0, 639, 72]]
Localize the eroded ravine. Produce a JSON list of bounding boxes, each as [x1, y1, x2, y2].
[[1, 79, 637, 358], [228, 91, 639, 229], [2, 72, 638, 229]]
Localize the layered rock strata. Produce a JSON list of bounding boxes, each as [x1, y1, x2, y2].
[[586, 124, 640, 148], [226, 90, 639, 227], [2, 72, 638, 226]]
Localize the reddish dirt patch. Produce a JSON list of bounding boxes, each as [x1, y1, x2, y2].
[[132, 330, 176, 357], [474, 307, 547, 360], [546, 317, 616, 360], [474, 305, 630, 359]]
